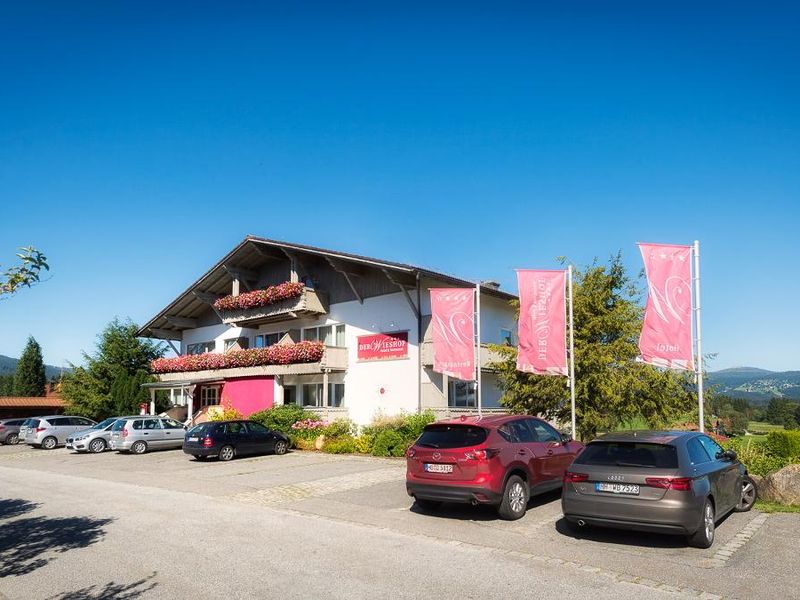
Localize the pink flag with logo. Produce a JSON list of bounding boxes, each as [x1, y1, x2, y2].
[[429, 288, 475, 381], [638, 243, 694, 370], [516, 270, 568, 376]]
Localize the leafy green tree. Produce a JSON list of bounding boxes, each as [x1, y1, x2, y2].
[[110, 370, 154, 416], [490, 255, 697, 440], [765, 397, 797, 428], [1, 247, 49, 297], [61, 318, 165, 419], [0, 374, 14, 397], [13, 336, 46, 396]]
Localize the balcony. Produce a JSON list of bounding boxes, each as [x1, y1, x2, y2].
[[154, 346, 348, 383], [219, 287, 328, 326], [420, 341, 505, 371]]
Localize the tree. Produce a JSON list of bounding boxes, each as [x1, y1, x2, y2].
[[13, 336, 46, 397], [0, 374, 14, 397], [1, 247, 49, 298], [765, 397, 797, 428], [491, 254, 697, 440], [61, 318, 165, 419]]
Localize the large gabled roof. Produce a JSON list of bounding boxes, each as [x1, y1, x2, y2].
[[137, 235, 517, 339]]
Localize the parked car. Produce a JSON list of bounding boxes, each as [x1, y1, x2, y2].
[[66, 417, 128, 453], [109, 416, 187, 454], [561, 431, 757, 548], [183, 420, 290, 461], [0, 418, 26, 445], [24, 415, 97, 449], [406, 415, 584, 520]]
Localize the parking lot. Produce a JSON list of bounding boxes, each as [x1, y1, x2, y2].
[[1, 442, 798, 599]]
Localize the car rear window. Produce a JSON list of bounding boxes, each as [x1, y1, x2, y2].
[[574, 441, 679, 469], [187, 423, 218, 436], [27, 419, 40, 428], [112, 420, 127, 431], [416, 425, 488, 449]]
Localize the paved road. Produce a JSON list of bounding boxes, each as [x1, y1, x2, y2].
[[0, 443, 797, 599]]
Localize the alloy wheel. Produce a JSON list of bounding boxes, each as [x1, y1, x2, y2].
[[7, 433, 19, 445], [509, 481, 526, 514], [740, 480, 757, 510], [219, 446, 235, 461], [704, 502, 715, 543], [90, 439, 105, 453], [42, 437, 57, 450], [274, 440, 287, 455]]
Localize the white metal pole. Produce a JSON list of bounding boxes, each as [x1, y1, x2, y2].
[[475, 282, 482, 416], [693, 240, 704, 433], [567, 266, 577, 440]]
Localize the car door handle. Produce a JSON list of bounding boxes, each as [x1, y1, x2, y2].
[[546, 449, 554, 456], [517, 449, 527, 455]]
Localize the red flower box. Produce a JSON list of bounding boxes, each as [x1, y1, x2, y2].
[[213, 281, 305, 312], [150, 341, 325, 374]]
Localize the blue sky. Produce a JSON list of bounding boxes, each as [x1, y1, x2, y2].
[[1, 1, 798, 371]]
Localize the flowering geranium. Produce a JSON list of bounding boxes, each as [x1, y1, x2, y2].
[[213, 281, 305, 312], [291, 418, 328, 431], [150, 341, 325, 374]]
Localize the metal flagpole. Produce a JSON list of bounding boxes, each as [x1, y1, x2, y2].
[[567, 266, 577, 439], [693, 241, 704, 433], [476, 281, 482, 416]]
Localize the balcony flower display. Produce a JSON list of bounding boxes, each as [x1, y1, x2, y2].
[[150, 341, 324, 374], [213, 281, 305, 312]]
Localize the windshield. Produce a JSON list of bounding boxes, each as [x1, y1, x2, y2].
[[574, 441, 679, 469], [416, 425, 488, 449], [93, 418, 118, 430]]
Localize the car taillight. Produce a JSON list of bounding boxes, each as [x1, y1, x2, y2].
[[122, 427, 129, 438], [564, 471, 589, 483], [0, 425, 5, 431], [406, 447, 416, 458], [465, 448, 497, 461], [646, 477, 692, 491], [36, 427, 47, 432], [202, 436, 213, 448]]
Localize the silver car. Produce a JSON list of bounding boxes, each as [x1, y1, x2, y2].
[[109, 416, 187, 454], [24, 415, 97, 449], [66, 417, 128, 453], [0, 418, 26, 445]]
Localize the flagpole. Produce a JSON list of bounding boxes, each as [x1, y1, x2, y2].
[[475, 281, 482, 416], [567, 266, 576, 440], [693, 240, 704, 433]]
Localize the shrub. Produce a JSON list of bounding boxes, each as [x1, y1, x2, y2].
[[724, 437, 793, 477], [371, 430, 406, 457], [294, 437, 317, 451], [765, 431, 800, 460], [291, 418, 328, 440], [209, 400, 243, 422], [354, 433, 374, 454], [322, 419, 357, 439], [323, 436, 358, 454], [249, 404, 308, 434]]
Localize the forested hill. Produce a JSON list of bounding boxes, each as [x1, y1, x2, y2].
[[708, 367, 800, 402]]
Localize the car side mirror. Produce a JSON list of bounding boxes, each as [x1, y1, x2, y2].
[[716, 450, 737, 461], [560, 433, 571, 444]]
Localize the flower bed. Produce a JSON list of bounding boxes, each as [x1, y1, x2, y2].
[[213, 281, 304, 312], [150, 341, 324, 374]]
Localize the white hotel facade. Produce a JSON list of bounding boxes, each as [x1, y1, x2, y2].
[[138, 236, 518, 425]]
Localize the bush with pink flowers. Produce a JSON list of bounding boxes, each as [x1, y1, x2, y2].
[[150, 341, 324, 374], [213, 281, 305, 312]]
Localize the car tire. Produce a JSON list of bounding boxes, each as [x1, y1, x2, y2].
[[131, 441, 148, 455], [218, 445, 235, 462], [497, 475, 529, 521], [273, 440, 288, 455], [414, 498, 442, 511], [41, 436, 58, 450], [687, 498, 715, 548], [6, 433, 19, 445], [89, 438, 106, 454], [735, 476, 758, 512]]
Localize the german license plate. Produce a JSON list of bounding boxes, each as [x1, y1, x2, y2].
[[596, 482, 640, 495], [424, 463, 453, 474], [188, 436, 199, 442]]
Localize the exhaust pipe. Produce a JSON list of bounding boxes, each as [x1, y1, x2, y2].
[[577, 519, 586, 527], [471, 499, 479, 506]]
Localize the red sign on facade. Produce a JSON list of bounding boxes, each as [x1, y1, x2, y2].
[[357, 331, 409, 361]]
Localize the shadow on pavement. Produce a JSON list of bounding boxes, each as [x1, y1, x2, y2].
[[0, 503, 114, 577], [554, 517, 689, 548], [410, 488, 563, 521], [45, 572, 158, 600], [0, 498, 40, 520]]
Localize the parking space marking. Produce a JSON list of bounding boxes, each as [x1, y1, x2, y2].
[[707, 512, 769, 568], [227, 465, 405, 505]]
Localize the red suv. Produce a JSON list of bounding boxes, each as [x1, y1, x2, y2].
[[406, 415, 584, 520]]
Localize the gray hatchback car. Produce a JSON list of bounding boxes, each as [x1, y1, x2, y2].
[[23, 415, 97, 449], [109, 416, 187, 454], [562, 431, 757, 548], [0, 418, 26, 444]]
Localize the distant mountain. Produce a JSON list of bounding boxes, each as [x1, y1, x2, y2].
[[0, 354, 68, 381], [707, 367, 800, 403]]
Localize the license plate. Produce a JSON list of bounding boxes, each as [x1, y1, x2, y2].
[[188, 436, 199, 442], [424, 463, 453, 473], [596, 482, 640, 495]]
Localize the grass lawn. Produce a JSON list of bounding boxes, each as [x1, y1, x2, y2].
[[748, 421, 785, 434], [756, 500, 800, 513]]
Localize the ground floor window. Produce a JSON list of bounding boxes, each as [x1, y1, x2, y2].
[[283, 385, 297, 405], [300, 383, 345, 408], [200, 386, 220, 407], [448, 380, 476, 408]]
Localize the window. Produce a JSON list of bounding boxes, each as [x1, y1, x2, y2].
[[302, 324, 345, 346], [254, 331, 288, 348], [247, 422, 269, 434], [328, 383, 345, 408], [698, 435, 724, 461], [200, 386, 220, 407], [417, 425, 488, 449], [163, 418, 185, 430], [50, 418, 69, 426], [224, 337, 249, 352], [283, 386, 297, 405], [143, 419, 161, 430], [508, 420, 535, 443], [301, 383, 345, 407], [574, 442, 679, 469], [527, 419, 561, 443], [131, 420, 144, 430], [500, 328, 515, 346], [187, 341, 215, 355], [71, 417, 94, 427], [302, 384, 321, 407], [448, 380, 476, 408], [687, 438, 712, 465], [497, 423, 519, 443], [225, 422, 246, 435]]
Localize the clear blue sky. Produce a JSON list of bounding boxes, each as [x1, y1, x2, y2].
[[1, 2, 798, 371]]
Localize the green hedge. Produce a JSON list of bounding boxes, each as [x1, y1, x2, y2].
[[724, 436, 795, 476], [249, 404, 308, 434], [765, 430, 800, 460]]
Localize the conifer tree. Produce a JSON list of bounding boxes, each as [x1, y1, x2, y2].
[[13, 336, 46, 397]]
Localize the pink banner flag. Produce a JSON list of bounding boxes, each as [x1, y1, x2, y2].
[[638, 243, 694, 370], [430, 288, 475, 381], [516, 270, 568, 376]]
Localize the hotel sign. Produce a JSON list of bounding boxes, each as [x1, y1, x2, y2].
[[357, 331, 409, 362]]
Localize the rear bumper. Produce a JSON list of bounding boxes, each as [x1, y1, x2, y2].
[[183, 445, 218, 457], [406, 482, 502, 505]]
